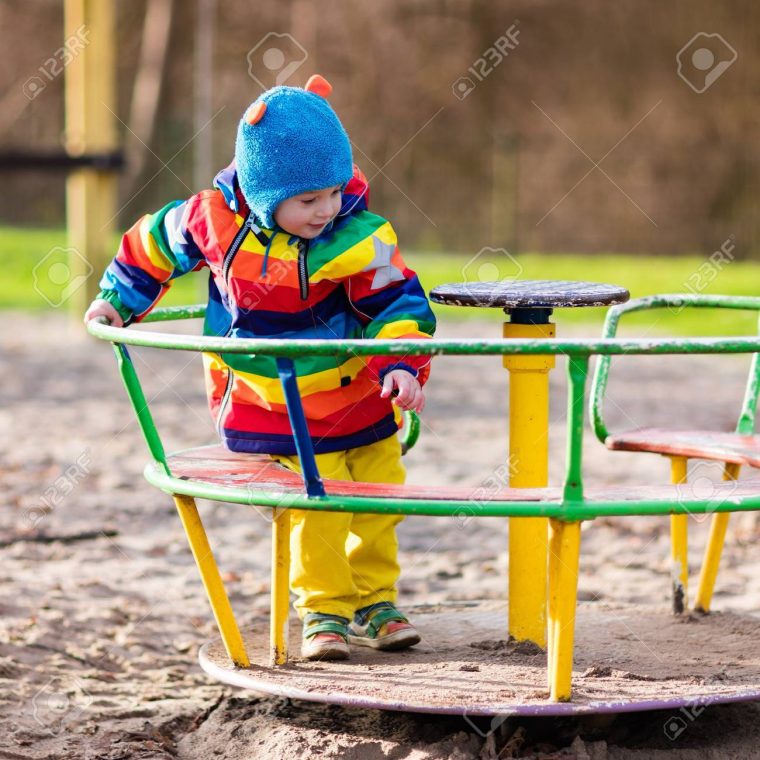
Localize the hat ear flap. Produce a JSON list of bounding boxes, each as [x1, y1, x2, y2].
[[245, 101, 267, 125], [305, 74, 333, 99]]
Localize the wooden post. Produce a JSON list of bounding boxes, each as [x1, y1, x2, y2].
[[193, 0, 215, 191], [126, 0, 175, 192], [64, 0, 118, 315]]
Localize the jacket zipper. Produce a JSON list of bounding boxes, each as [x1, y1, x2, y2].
[[222, 212, 253, 283], [220, 237, 308, 433], [216, 212, 274, 437], [217, 211, 254, 434], [216, 370, 234, 436], [297, 238, 309, 300]]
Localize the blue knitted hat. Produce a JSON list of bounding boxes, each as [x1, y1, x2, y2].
[[235, 75, 353, 228]]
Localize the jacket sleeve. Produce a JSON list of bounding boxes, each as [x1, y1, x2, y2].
[[97, 199, 206, 323], [343, 222, 436, 385]]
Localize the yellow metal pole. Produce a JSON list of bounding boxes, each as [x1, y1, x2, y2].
[[172, 495, 250, 668], [547, 518, 581, 702], [503, 320, 555, 647], [546, 514, 561, 680], [669, 456, 689, 614], [64, 0, 118, 315], [694, 462, 741, 613], [270, 509, 291, 665]]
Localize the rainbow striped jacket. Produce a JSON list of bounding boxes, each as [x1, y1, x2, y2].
[[98, 163, 436, 454]]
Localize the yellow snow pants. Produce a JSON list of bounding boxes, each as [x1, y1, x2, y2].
[[271, 434, 406, 621]]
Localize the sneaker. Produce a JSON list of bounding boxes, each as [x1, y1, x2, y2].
[[301, 612, 350, 660], [348, 601, 421, 651]]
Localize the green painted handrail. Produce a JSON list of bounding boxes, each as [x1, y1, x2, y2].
[[88, 310, 760, 358], [400, 410, 421, 454], [589, 294, 760, 443], [738, 349, 760, 436], [141, 303, 208, 323], [113, 343, 170, 474], [87, 304, 760, 522], [563, 356, 588, 503]]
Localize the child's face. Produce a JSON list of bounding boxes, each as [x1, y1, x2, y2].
[[273, 184, 342, 239]]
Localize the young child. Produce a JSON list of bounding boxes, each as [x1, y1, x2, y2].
[[85, 74, 436, 661]]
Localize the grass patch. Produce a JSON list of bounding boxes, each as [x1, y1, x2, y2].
[[0, 226, 204, 312], [2, 226, 758, 336]]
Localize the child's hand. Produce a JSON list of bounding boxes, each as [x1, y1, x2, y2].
[[84, 299, 123, 328], [380, 369, 425, 413]]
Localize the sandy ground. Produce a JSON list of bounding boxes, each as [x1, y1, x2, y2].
[[3, 312, 760, 759]]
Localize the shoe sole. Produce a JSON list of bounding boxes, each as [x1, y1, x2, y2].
[[347, 629, 421, 651], [301, 642, 349, 661]]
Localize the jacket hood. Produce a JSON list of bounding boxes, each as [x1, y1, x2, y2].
[[212, 160, 369, 228]]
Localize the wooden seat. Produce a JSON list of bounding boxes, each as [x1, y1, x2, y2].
[[589, 295, 760, 618], [163, 445, 760, 506], [607, 428, 760, 467], [166, 445, 552, 501]]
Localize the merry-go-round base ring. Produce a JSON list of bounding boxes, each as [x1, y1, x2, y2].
[[198, 599, 760, 718]]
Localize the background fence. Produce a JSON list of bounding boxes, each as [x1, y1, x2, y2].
[[2, 0, 759, 258]]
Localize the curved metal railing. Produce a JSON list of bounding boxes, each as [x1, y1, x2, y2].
[[87, 304, 760, 522]]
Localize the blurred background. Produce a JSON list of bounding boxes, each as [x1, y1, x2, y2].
[[4, 6, 760, 756], [1, 0, 758, 331]]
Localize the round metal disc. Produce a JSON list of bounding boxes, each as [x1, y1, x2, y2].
[[198, 600, 760, 717], [429, 280, 630, 309]]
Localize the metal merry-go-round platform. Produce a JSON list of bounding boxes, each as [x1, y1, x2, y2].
[[198, 599, 760, 717], [87, 282, 760, 715]]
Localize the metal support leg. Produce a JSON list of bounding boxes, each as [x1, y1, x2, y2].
[[546, 518, 561, 681], [694, 462, 741, 613], [547, 518, 581, 702], [504, 318, 555, 648], [669, 456, 689, 614], [270, 509, 291, 665], [172, 494, 250, 668]]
